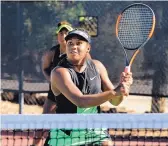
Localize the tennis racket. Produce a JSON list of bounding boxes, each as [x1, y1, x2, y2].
[[116, 3, 156, 72]]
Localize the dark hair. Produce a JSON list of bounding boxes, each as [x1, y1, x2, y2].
[[57, 21, 72, 27]]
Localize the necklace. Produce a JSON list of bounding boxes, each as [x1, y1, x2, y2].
[[67, 59, 87, 67]]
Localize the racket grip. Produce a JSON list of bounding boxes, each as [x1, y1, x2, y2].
[[124, 66, 130, 73]]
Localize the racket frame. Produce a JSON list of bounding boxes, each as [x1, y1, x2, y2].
[[116, 3, 156, 72]]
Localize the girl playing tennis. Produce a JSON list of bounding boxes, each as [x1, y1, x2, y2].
[[45, 28, 133, 146]]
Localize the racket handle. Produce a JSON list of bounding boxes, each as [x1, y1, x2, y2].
[[124, 66, 130, 73]]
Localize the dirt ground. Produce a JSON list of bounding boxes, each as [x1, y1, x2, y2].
[[1, 95, 168, 114], [0, 101, 43, 114]]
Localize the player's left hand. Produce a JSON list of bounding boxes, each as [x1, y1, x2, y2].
[[120, 72, 133, 85], [119, 72, 133, 96]]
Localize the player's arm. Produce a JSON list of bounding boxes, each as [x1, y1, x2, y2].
[[51, 67, 122, 108], [93, 59, 132, 106], [41, 49, 55, 82]]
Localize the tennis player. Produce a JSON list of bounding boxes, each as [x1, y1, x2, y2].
[[44, 28, 133, 146], [32, 21, 73, 146], [42, 21, 73, 114]]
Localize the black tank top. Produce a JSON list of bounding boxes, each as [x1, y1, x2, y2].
[[55, 58, 102, 113], [47, 45, 66, 102], [49, 45, 66, 74]]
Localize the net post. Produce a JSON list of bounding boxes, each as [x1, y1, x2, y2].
[[17, 2, 24, 114]]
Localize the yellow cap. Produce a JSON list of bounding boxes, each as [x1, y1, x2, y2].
[[56, 24, 73, 34]]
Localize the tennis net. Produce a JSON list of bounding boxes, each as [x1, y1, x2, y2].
[[1, 114, 168, 146]]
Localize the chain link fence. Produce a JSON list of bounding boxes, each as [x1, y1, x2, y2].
[[1, 1, 168, 113]]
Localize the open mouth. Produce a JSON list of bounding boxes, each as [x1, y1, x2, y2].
[[70, 51, 78, 54]]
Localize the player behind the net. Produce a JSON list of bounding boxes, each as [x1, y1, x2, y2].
[[42, 28, 133, 146]]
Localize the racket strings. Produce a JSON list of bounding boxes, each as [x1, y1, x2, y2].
[[118, 5, 154, 49]]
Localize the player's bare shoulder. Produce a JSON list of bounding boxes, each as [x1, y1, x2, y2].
[[92, 59, 103, 66], [44, 49, 55, 58], [51, 66, 68, 77], [92, 59, 105, 73]]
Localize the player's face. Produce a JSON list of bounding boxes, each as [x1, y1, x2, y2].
[[66, 37, 90, 62], [57, 29, 69, 45]]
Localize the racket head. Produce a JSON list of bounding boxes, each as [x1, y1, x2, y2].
[[116, 3, 156, 50]]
